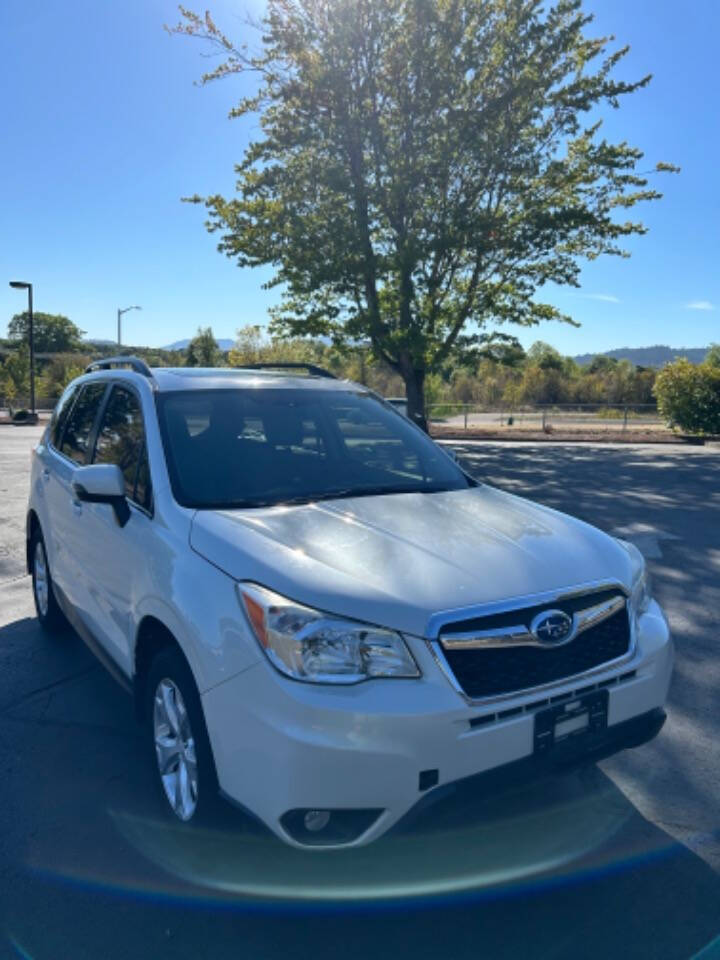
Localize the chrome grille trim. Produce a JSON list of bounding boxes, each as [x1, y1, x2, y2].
[[439, 595, 626, 651], [425, 579, 637, 707], [575, 594, 627, 636], [425, 579, 629, 638]]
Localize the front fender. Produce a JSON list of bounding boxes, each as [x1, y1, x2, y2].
[[133, 553, 263, 694]]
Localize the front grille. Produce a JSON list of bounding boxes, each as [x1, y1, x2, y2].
[[438, 597, 631, 700]]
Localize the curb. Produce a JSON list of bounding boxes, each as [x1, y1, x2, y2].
[[430, 432, 694, 445]]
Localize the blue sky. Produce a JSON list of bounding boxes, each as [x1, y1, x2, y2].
[[1, 0, 718, 354]]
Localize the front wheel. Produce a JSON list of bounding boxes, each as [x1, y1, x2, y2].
[[31, 529, 66, 633], [146, 646, 218, 824]]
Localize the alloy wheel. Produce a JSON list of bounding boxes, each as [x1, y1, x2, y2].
[[153, 678, 199, 821], [34, 540, 49, 618]]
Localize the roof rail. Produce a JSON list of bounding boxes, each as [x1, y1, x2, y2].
[[244, 362, 337, 380], [85, 356, 153, 378]]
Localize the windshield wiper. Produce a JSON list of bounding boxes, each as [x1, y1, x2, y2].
[[311, 484, 457, 502], [219, 484, 460, 509]]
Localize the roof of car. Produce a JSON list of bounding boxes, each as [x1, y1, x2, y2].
[[82, 365, 364, 393], [153, 367, 360, 392]]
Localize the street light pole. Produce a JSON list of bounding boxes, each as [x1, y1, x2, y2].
[[117, 305, 142, 347], [9, 280, 36, 421]]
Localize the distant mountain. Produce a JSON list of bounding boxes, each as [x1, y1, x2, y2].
[[163, 338, 235, 352], [573, 345, 710, 368]]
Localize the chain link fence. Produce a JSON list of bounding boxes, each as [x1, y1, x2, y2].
[[427, 403, 665, 435], [1, 395, 57, 420], [1, 395, 666, 435]]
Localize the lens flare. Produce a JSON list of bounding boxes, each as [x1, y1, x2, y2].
[[22, 767, 702, 911]]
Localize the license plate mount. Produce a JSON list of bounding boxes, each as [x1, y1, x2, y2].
[[534, 689, 609, 756]]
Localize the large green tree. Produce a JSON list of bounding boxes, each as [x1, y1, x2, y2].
[[171, 0, 676, 427], [8, 312, 85, 353]]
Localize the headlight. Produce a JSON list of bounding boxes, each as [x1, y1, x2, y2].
[[617, 539, 652, 618], [631, 566, 652, 617], [238, 583, 421, 684]]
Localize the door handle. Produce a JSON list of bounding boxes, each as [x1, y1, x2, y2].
[[42, 468, 50, 481]]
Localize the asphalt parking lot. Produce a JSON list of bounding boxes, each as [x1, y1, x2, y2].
[[1, 425, 719, 960]]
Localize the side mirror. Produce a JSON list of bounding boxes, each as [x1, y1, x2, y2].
[[71, 464, 131, 527]]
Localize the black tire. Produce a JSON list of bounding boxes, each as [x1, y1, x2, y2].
[[145, 645, 219, 825], [30, 527, 66, 634]]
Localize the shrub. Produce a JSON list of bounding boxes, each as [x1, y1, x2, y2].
[[654, 359, 720, 435]]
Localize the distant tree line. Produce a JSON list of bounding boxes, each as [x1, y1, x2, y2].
[[193, 324, 718, 415], [0, 312, 185, 407], [3, 313, 718, 434]]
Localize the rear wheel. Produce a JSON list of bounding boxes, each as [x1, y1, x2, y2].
[[31, 529, 65, 633], [146, 646, 218, 824]]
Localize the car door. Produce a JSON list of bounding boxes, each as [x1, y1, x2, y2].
[[34, 381, 78, 583], [41, 381, 109, 609], [72, 382, 154, 675]]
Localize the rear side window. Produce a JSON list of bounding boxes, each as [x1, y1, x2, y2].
[[50, 385, 79, 449], [93, 385, 152, 510], [60, 383, 106, 465]]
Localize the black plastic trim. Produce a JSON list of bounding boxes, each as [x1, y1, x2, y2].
[[72, 484, 131, 527]]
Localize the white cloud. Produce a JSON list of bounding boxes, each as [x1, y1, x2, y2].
[[583, 293, 620, 303], [685, 300, 715, 311]]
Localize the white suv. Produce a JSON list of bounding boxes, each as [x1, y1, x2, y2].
[[27, 358, 673, 848]]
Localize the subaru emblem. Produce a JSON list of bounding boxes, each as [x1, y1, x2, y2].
[[530, 609, 574, 646]]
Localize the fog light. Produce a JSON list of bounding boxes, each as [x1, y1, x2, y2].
[[303, 809, 331, 832], [281, 807, 383, 845]]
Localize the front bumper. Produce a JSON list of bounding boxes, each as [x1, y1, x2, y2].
[[391, 704, 667, 836], [202, 601, 673, 849]]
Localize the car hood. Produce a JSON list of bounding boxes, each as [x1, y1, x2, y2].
[[189, 485, 634, 637]]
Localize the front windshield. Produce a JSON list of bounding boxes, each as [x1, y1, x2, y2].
[[157, 387, 472, 508]]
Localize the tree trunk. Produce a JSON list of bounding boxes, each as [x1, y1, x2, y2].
[[402, 367, 428, 432]]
